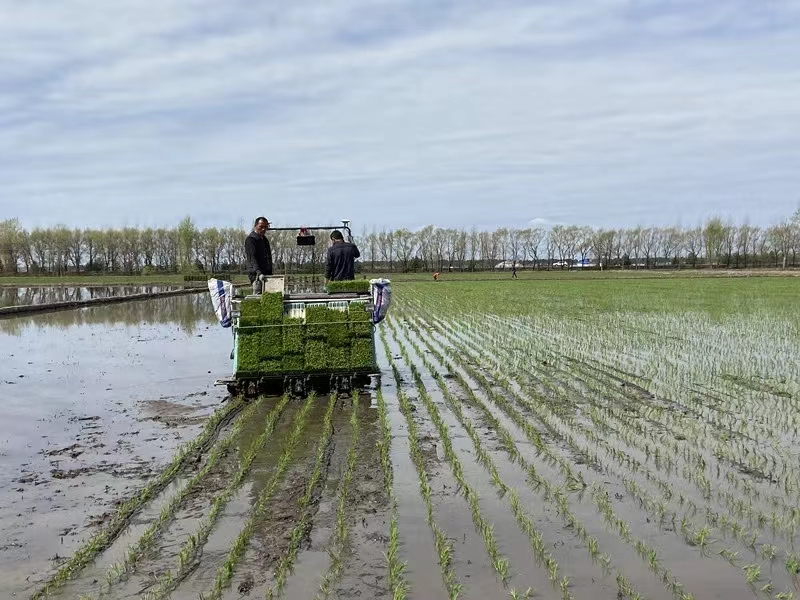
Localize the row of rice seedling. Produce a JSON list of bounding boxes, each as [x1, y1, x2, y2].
[[469, 312, 800, 547], [395, 313, 665, 599], [206, 393, 316, 599], [424, 313, 797, 595], [387, 318, 580, 599], [267, 394, 338, 598], [141, 395, 291, 600], [394, 315, 646, 592], [399, 280, 800, 599], [94, 395, 268, 596], [32, 396, 246, 600], [378, 330, 463, 599], [395, 308, 708, 599], [477, 308, 800, 507], [374, 386, 410, 600], [385, 319, 514, 586], [314, 397, 360, 600]]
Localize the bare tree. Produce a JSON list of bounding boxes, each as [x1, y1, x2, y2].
[[394, 229, 417, 272], [0, 219, 22, 274], [685, 227, 703, 268], [467, 228, 479, 271], [521, 227, 546, 269], [640, 227, 660, 268], [592, 229, 615, 269], [576, 226, 593, 265], [660, 227, 683, 268], [378, 229, 394, 272], [508, 229, 523, 267]]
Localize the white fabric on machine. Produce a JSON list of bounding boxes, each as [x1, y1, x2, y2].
[[208, 278, 234, 328], [369, 278, 392, 324]]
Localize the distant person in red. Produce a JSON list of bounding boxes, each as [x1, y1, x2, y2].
[[433, 272, 440, 281]]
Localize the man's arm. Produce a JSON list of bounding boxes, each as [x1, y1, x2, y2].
[[244, 236, 258, 274], [325, 246, 334, 280], [352, 244, 360, 259]]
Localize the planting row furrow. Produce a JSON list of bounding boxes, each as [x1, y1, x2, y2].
[[397, 309, 752, 599], [403, 305, 799, 598], [375, 386, 410, 600], [89, 395, 269, 597], [32, 396, 246, 600], [206, 392, 317, 599], [313, 395, 360, 600], [378, 329, 463, 599], [141, 394, 291, 600], [266, 393, 338, 598]]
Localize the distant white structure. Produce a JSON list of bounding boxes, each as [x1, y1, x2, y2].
[[494, 260, 523, 269]]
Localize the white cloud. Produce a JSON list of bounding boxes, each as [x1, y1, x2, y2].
[[1, 0, 799, 230]]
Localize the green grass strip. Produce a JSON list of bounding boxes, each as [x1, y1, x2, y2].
[[268, 394, 338, 598], [207, 393, 317, 599], [32, 396, 246, 600], [141, 394, 291, 600]]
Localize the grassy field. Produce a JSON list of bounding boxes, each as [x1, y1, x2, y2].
[[26, 275, 800, 600], [3, 267, 798, 287]]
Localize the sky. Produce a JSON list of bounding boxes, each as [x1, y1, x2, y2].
[[1, 0, 799, 232]]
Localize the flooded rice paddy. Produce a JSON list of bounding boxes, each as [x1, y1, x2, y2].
[[5, 277, 800, 600], [0, 285, 183, 308]]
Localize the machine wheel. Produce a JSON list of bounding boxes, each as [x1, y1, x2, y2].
[[226, 382, 239, 397]]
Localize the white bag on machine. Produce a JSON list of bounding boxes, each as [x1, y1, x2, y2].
[[208, 278, 234, 328], [370, 279, 392, 324]]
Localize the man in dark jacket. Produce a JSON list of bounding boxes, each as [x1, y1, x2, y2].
[[325, 230, 360, 281], [245, 216, 273, 294]]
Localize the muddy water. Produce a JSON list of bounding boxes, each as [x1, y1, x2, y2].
[[0, 284, 183, 307], [0, 294, 231, 598], [373, 344, 452, 600], [389, 326, 552, 598]]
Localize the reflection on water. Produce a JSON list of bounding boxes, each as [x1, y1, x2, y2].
[[0, 285, 182, 308], [0, 293, 216, 336]]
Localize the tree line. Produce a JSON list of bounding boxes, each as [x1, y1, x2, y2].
[[1, 211, 799, 275]]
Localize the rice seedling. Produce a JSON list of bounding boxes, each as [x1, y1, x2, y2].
[[268, 394, 338, 596], [97, 395, 267, 594], [379, 330, 462, 599], [385, 321, 513, 587], [206, 393, 316, 598], [141, 394, 291, 600], [314, 396, 360, 600], [31, 396, 246, 600]]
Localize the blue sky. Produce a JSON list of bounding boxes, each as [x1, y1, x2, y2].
[[1, 0, 799, 231]]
